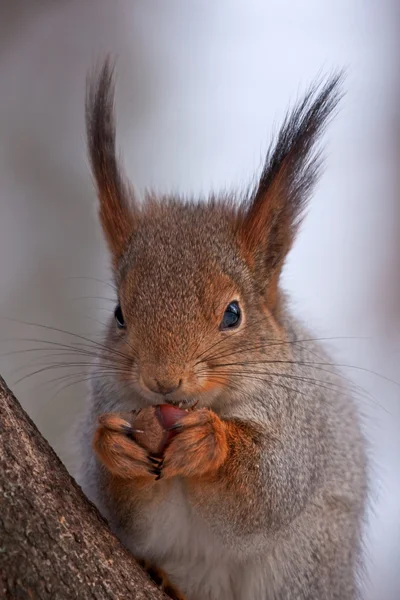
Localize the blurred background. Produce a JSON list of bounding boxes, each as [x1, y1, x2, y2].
[[0, 1, 399, 598]]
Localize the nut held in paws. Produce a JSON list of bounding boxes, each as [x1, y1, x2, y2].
[[130, 406, 165, 454], [130, 404, 189, 454]]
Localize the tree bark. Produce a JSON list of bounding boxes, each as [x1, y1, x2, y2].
[[0, 375, 167, 600]]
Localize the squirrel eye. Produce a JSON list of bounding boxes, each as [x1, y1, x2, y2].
[[114, 304, 126, 329], [220, 301, 241, 330]]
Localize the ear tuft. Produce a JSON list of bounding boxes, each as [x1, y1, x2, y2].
[[239, 73, 343, 302], [86, 57, 136, 265]]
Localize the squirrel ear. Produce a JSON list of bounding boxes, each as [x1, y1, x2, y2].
[[86, 58, 137, 266], [238, 74, 343, 310]]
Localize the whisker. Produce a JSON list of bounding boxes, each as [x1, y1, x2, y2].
[[5, 319, 133, 361], [64, 275, 117, 293], [3, 340, 131, 367], [13, 360, 132, 386], [35, 372, 128, 399], [194, 319, 266, 364], [216, 374, 315, 403], [198, 368, 386, 413], [214, 372, 380, 414], [201, 335, 368, 365], [207, 359, 400, 388], [71, 296, 116, 303]]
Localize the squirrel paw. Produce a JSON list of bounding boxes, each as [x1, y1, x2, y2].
[[138, 559, 187, 600], [93, 413, 162, 479], [162, 408, 228, 478]]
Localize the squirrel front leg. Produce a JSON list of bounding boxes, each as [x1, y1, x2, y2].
[[161, 408, 273, 542], [92, 413, 188, 600], [162, 410, 361, 599], [161, 408, 317, 548], [93, 413, 162, 479], [161, 409, 263, 482]]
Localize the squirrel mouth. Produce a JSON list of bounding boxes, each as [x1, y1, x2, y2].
[[155, 401, 197, 432], [166, 398, 198, 410]]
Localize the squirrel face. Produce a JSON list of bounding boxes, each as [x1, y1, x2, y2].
[[108, 200, 284, 409], [86, 59, 342, 410]]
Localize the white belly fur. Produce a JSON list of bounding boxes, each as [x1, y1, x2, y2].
[[117, 479, 267, 600]]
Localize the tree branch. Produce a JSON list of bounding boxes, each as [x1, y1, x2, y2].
[[0, 375, 167, 599]]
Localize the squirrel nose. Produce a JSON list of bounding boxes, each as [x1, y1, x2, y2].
[[142, 375, 182, 396]]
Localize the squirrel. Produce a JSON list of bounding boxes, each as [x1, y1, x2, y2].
[[76, 59, 368, 600]]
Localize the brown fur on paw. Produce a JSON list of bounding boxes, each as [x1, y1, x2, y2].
[[94, 405, 197, 481], [93, 413, 159, 479], [162, 408, 228, 478]]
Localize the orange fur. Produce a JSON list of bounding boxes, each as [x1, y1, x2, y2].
[[162, 409, 228, 479], [93, 414, 159, 480], [86, 58, 137, 265]]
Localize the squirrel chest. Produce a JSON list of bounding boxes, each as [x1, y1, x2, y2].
[[110, 478, 263, 600]]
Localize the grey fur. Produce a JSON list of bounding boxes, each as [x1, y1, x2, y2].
[[76, 311, 367, 600], [75, 62, 368, 600]]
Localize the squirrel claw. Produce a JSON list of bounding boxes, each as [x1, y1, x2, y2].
[[120, 423, 133, 434], [122, 425, 145, 442], [149, 467, 162, 477], [167, 423, 184, 432], [148, 455, 164, 479]]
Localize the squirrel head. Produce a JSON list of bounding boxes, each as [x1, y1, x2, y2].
[[86, 59, 342, 410]]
